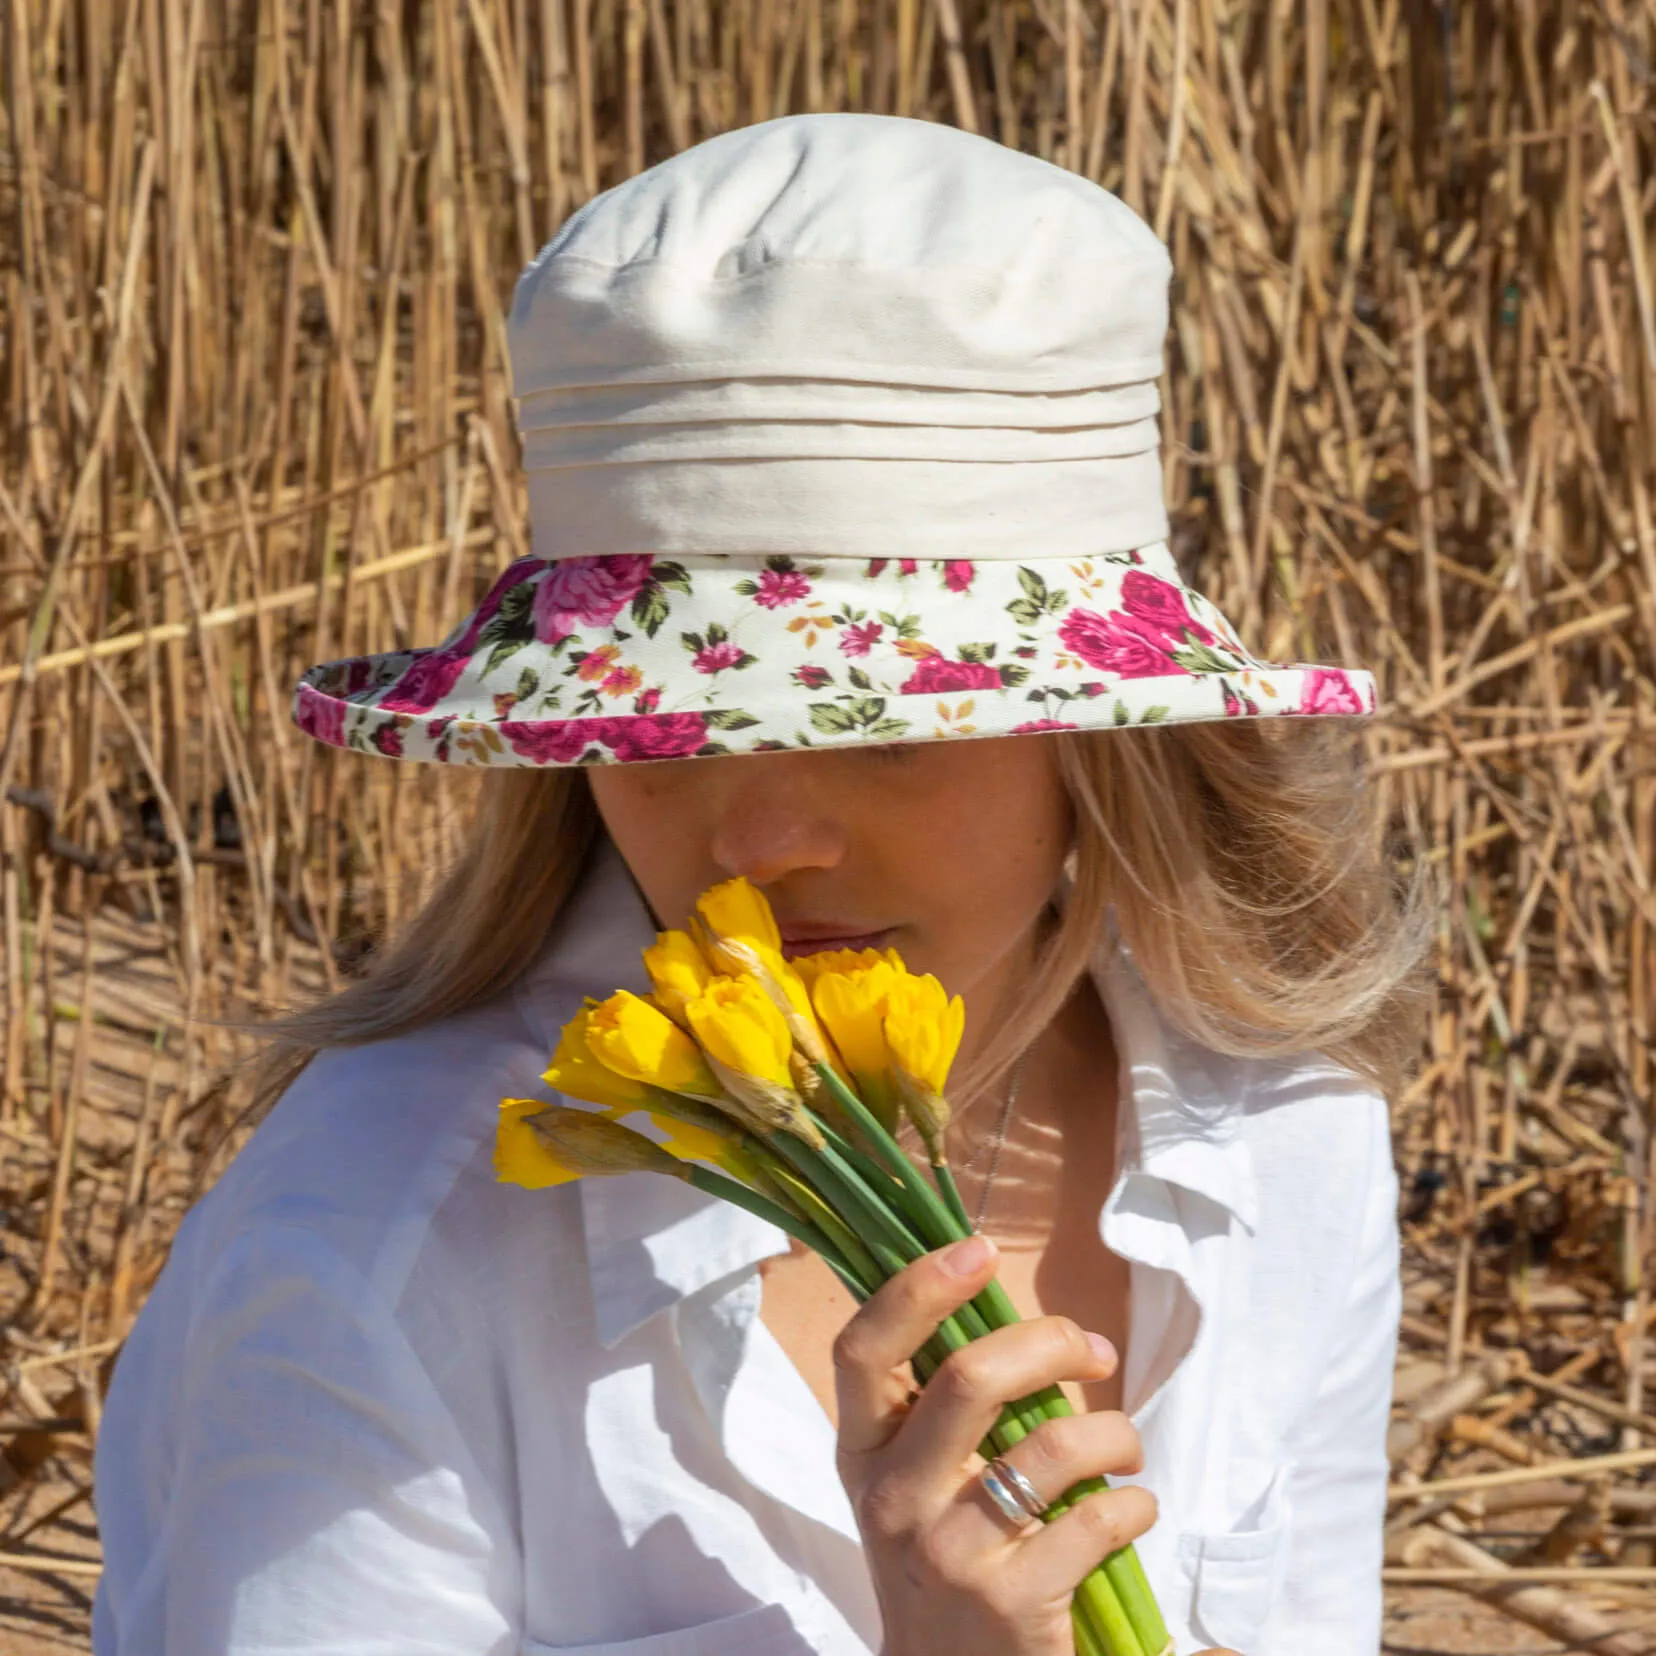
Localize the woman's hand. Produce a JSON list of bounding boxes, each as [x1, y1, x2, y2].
[[835, 1233, 1234, 1656]]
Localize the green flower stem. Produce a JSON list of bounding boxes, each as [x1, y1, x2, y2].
[[809, 1072, 1055, 1367], [685, 1166, 861, 1285], [755, 1155, 885, 1289], [931, 1159, 975, 1236], [767, 1131, 922, 1277], [1071, 1610, 1112, 1656], [1013, 1390, 1170, 1656], [812, 1064, 967, 1250], [810, 1109, 962, 1254]]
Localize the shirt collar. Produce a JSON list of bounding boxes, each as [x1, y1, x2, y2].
[[513, 839, 1257, 1351]]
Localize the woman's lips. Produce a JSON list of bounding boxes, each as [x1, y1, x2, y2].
[[778, 927, 894, 959]]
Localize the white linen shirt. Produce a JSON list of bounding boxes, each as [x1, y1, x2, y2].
[[92, 840, 1401, 1656]]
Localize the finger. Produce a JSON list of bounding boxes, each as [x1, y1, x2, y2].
[[1012, 1483, 1160, 1602], [833, 1234, 1002, 1462], [942, 1411, 1143, 1553], [881, 1317, 1118, 1493]]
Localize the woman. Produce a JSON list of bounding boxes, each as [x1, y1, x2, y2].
[[92, 113, 1425, 1656]]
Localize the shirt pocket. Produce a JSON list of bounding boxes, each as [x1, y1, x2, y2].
[[1173, 1461, 1293, 1653], [523, 1602, 814, 1656]]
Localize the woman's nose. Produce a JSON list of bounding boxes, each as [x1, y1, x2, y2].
[[707, 770, 847, 886]]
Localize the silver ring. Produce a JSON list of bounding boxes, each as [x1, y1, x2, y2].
[[989, 1456, 1050, 1520], [979, 1463, 1040, 1531]]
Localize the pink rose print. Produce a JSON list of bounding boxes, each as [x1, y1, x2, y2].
[[692, 641, 746, 674], [1295, 668, 1367, 716], [344, 659, 376, 694], [1119, 570, 1214, 644], [1012, 719, 1078, 733], [499, 719, 600, 764], [602, 666, 643, 698], [295, 683, 347, 748], [898, 560, 919, 576], [380, 557, 545, 715], [898, 654, 1004, 694], [943, 561, 976, 593], [371, 721, 406, 758], [604, 713, 710, 762], [754, 567, 812, 610], [1058, 609, 1183, 679], [633, 687, 662, 713], [379, 647, 473, 715], [840, 621, 884, 658], [793, 665, 832, 689], [533, 555, 654, 643], [1222, 681, 1244, 718]]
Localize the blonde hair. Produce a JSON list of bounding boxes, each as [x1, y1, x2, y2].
[[252, 720, 1430, 1121]]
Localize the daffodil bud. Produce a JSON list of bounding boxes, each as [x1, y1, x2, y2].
[[496, 1098, 589, 1189], [584, 989, 722, 1098], [601, 1103, 733, 1168], [520, 1105, 690, 1180], [895, 1069, 952, 1163]]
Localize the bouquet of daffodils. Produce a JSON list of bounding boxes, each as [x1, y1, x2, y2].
[[496, 876, 1171, 1656]]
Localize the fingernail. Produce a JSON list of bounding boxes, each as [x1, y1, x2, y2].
[[1085, 1331, 1116, 1365], [940, 1235, 996, 1277]]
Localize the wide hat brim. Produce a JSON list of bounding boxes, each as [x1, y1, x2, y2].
[[292, 545, 1377, 767]]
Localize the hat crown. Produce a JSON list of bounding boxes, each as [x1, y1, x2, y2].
[[531, 112, 1167, 282], [508, 113, 1171, 395]]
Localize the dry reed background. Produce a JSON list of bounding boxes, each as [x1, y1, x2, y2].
[[1, 0, 1654, 1648]]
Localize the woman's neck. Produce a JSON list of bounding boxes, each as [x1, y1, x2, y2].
[[937, 975, 1121, 1251]]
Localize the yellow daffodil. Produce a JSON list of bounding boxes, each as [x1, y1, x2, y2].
[[496, 1098, 587, 1188], [584, 989, 720, 1098], [694, 876, 782, 957], [882, 971, 965, 1159], [642, 930, 713, 1026], [790, 945, 903, 988], [684, 877, 847, 1076], [683, 976, 826, 1148], [543, 1001, 656, 1112], [809, 956, 901, 1126], [883, 972, 966, 1097], [685, 976, 794, 1088]]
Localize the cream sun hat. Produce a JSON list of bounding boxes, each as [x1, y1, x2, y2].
[[293, 112, 1375, 767]]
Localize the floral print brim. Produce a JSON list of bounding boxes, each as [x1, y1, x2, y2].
[[292, 545, 1377, 767]]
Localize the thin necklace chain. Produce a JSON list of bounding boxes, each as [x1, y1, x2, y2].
[[958, 1048, 1034, 1233]]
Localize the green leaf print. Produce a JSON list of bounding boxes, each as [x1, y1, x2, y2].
[[630, 583, 672, 638], [808, 703, 858, 735], [1170, 640, 1241, 675]]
